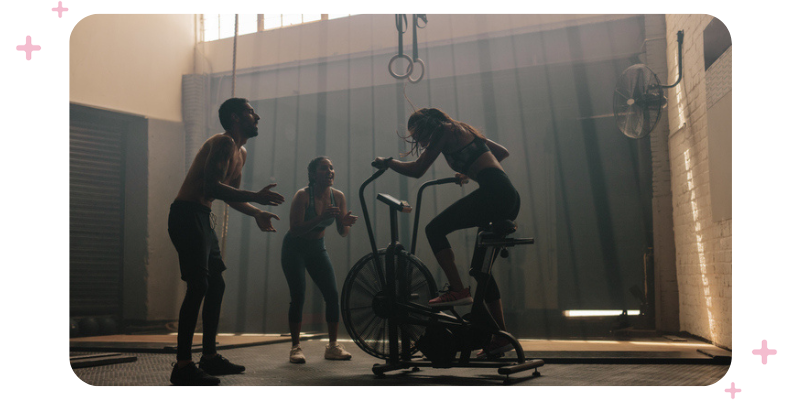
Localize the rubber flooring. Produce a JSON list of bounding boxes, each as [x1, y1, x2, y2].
[[71, 338, 730, 386]]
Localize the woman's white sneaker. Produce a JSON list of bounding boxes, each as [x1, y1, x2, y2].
[[324, 343, 352, 360], [289, 345, 306, 363]]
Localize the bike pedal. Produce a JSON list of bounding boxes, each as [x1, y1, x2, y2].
[[476, 351, 505, 360]]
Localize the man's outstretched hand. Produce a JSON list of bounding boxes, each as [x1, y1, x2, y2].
[[255, 211, 280, 232], [255, 183, 285, 206]]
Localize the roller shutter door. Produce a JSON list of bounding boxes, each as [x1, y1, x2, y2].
[[70, 122, 125, 317]]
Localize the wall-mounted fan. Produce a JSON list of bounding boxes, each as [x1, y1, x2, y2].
[[613, 31, 684, 139]]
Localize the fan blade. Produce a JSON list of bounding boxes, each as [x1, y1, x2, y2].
[[615, 103, 628, 128], [360, 314, 383, 344], [616, 73, 634, 98], [615, 94, 634, 116], [614, 88, 632, 103], [353, 267, 381, 294], [624, 104, 643, 138], [627, 70, 638, 100], [634, 67, 646, 99]]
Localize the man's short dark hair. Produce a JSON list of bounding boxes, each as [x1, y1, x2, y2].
[[218, 98, 250, 130]]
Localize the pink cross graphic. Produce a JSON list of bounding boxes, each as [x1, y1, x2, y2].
[[52, 2, 68, 18], [752, 339, 777, 364], [16, 36, 41, 60], [725, 382, 741, 399]]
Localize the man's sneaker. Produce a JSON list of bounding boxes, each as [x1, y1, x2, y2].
[[289, 345, 306, 364], [169, 362, 220, 386], [476, 337, 514, 359], [428, 286, 473, 308], [199, 354, 245, 375], [324, 343, 352, 360]]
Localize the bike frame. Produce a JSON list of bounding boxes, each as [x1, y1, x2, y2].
[[355, 167, 542, 379]]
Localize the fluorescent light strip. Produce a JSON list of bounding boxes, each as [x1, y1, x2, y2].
[[563, 310, 641, 317]]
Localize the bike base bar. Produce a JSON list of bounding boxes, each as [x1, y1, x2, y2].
[[372, 358, 545, 373], [479, 238, 535, 247]]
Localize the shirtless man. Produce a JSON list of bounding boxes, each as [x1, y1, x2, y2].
[[167, 98, 284, 385]]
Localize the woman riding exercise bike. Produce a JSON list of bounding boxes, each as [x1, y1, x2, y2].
[[373, 107, 521, 358]]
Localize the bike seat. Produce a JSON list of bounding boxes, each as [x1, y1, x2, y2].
[[486, 220, 517, 236]]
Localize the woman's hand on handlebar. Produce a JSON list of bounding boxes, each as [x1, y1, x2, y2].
[[372, 157, 393, 170], [455, 173, 469, 186]]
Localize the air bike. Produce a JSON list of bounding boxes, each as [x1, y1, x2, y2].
[[340, 162, 544, 383]]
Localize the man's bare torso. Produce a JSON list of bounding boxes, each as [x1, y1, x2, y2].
[[175, 133, 245, 208]]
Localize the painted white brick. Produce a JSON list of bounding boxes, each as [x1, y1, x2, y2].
[[665, 14, 731, 349]]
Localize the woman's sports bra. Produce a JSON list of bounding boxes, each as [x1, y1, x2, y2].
[[443, 134, 490, 174], [305, 186, 337, 231]]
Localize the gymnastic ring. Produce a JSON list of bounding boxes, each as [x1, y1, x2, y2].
[[388, 54, 414, 79], [415, 15, 428, 29], [408, 58, 425, 83]]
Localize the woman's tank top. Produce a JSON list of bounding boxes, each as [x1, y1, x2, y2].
[[304, 186, 337, 231]]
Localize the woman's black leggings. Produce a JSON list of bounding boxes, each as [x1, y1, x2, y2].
[[281, 234, 340, 324], [425, 168, 520, 302]]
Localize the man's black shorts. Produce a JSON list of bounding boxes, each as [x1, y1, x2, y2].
[[168, 200, 227, 281]]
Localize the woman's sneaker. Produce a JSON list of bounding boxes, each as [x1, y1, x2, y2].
[[428, 286, 473, 307], [169, 362, 220, 386], [289, 345, 306, 363], [324, 343, 352, 360], [198, 354, 245, 375]]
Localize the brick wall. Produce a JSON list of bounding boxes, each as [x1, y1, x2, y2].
[[644, 15, 679, 333], [665, 14, 732, 349]]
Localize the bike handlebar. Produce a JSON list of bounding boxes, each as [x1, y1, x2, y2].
[[370, 160, 385, 169], [361, 161, 463, 256], [425, 177, 459, 186], [371, 157, 394, 170]]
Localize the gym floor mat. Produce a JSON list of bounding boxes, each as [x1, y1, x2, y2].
[[70, 353, 138, 369], [517, 337, 731, 364], [69, 332, 326, 353], [71, 339, 731, 386]]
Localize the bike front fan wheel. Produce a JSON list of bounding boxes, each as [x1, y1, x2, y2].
[[340, 249, 438, 359]]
